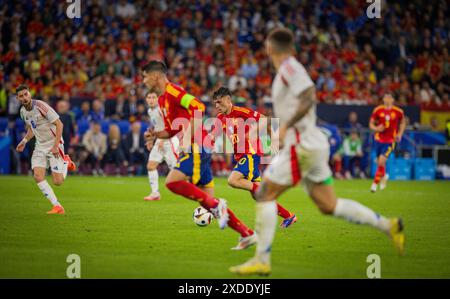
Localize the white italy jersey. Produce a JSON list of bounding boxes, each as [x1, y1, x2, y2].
[[20, 100, 62, 150], [265, 56, 332, 187], [147, 106, 165, 132], [147, 106, 179, 155], [271, 56, 326, 149]]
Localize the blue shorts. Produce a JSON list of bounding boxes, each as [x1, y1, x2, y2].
[[373, 141, 396, 158], [233, 154, 261, 182], [174, 145, 214, 187]]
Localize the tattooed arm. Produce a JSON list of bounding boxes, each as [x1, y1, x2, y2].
[[279, 86, 316, 145]]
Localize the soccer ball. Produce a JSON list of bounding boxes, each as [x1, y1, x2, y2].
[[193, 207, 213, 227]]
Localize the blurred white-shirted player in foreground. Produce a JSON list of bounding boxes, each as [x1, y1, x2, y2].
[[230, 28, 405, 276], [15, 84, 76, 215], [144, 91, 179, 201]]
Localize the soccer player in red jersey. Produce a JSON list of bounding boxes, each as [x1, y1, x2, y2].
[[141, 61, 257, 250], [369, 94, 406, 192], [212, 87, 297, 228]]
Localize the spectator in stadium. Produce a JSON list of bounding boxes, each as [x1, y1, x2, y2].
[[115, 0, 137, 19], [56, 100, 76, 154], [123, 121, 146, 175], [0, 83, 7, 116], [106, 93, 130, 120], [77, 101, 94, 122], [102, 124, 127, 176], [343, 111, 363, 133], [91, 99, 105, 123], [341, 130, 364, 179], [81, 121, 107, 176]]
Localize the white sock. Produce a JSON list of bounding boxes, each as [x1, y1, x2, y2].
[[333, 198, 391, 234], [63, 161, 68, 179], [148, 170, 159, 193], [255, 201, 278, 264], [37, 180, 60, 206]]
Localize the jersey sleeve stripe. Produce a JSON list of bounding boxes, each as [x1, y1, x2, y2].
[[166, 84, 181, 98], [36, 101, 49, 113]]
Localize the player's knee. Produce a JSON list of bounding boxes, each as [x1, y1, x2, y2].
[[33, 172, 45, 183], [319, 204, 334, 215], [147, 163, 157, 171], [52, 176, 64, 186]]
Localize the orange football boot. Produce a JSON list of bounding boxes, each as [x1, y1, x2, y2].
[[47, 205, 65, 215]]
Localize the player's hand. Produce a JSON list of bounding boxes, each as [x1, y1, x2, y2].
[[144, 128, 155, 141], [376, 124, 385, 132], [16, 140, 26, 152], [50, 145, 60, 159], [396, 134, 402, 142]]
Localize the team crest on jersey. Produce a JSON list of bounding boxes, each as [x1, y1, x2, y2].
[[391, 112, 396, 119]]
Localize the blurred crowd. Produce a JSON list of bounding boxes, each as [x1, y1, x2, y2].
[[1, 0, 449, 118], [0, 0, 449, 176]]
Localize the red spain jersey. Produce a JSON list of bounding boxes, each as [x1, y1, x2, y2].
[[370, 105, 404, 143], [158, 82, 209, 147], [217, 106, 263, 161]]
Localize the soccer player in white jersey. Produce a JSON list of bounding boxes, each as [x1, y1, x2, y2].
[[144, 91, 179, 201], [230, 28, 405, 276], [15, 85, 76, 215]]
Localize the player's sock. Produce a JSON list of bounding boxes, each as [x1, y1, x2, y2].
[[147, 170, 159, 193], [335, 159, 342, 174], [251, 182, 259, 194], [166, 181, 218, 210], [227, 208, 254, 237], [37, 180, 60, 207], [255, 201, 277, 264], [333, 198, 391, 233], [62, 161, 68, 179], [373, 165, 385, 184], [276, 203, 292, 219]]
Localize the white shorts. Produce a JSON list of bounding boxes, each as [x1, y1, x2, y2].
[[264, 128, 332, 193], [31, 144, 65, 174], [148, 138, 179, 169]]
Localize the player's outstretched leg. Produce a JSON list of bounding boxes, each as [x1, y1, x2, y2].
[[145, 160, 161, 201], [309, 179, 405, 256], [165, 169, 256, 247], [230, 179, 288, 276], [34, 167, 65, 215]]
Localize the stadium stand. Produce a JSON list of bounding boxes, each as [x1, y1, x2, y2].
[[0, 0, 448, 178]]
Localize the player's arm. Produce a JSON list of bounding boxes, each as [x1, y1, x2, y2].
[[278, 86, 316, 144], [396, 113, 406, 142], [180, 93, 206, 145], [369, 117, 384, 132], [50, 119, 64, 158], [16, 126, 34, 152]]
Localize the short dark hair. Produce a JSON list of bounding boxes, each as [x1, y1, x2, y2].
[[145, 90, 158, 97], [267, 27, 295, 53], [142, 60, 167, 74], [16, 84, 29, 94], [212, 87, 232, 101]]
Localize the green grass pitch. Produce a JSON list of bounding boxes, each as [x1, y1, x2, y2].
[[0, 175, 449, 278]]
